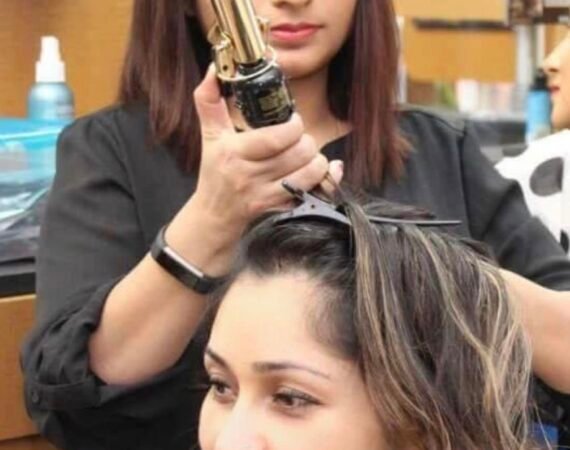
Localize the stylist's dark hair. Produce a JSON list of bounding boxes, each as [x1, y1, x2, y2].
[[208, 195, 534, 450], [118, 0, 406, 187]]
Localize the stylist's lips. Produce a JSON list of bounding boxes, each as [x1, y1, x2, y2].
[[270, 23, 322, 44], [550, 85, 560, 95]]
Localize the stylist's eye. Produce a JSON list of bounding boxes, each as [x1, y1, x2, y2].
[[207, 377, 235, 404], [273, 388, 321, 412]]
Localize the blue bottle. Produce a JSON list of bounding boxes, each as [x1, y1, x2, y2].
[[27, 36, 75, 122], [526, 69, 552, 143]]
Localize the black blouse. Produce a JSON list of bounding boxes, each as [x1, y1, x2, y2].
[[21, 104, 570, 449]]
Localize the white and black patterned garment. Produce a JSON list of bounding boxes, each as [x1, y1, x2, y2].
[[497, 131, 570, 256]]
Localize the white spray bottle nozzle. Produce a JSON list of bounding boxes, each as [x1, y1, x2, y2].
[[36, 36, 66, 83], [40, 37, 62, 63]]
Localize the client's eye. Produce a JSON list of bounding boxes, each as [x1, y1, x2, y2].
[[273, 388, 321, 412], [208, 377, 236, 404]]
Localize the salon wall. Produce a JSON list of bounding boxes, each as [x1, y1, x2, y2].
[[0, 0, 42, 118], [396, 0, 507, 21], [0, 1, 568, 116], [395, 0, 513, 83], [402, 26, 515, 83], [395, 1, 569, 84], [0, 0, 133, 118], [400, 24, 568, 84]]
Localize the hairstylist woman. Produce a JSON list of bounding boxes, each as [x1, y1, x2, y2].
[[22, 0, 570, 449]]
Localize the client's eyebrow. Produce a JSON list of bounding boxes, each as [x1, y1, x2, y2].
[[205, 347, 331, 380], [253, 361, 331, 380]]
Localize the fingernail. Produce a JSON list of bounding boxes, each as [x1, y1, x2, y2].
[[333, 160, 344, 173]]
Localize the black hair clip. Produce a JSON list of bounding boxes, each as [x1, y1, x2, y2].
[[273, 181, 462, 229]]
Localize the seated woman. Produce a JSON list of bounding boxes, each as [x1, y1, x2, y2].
[[198, 190, 535, 450], [495, 33, 570, 255]]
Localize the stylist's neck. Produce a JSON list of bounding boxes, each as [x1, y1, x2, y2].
[[288, 67, 350, 149]]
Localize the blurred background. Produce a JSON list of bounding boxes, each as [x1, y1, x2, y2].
[[0, 1, 565, 115]]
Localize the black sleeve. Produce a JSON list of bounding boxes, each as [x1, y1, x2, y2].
[[460, 127, 570, 291], [20, 115, 206, 450]]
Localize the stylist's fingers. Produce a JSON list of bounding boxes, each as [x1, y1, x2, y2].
[[268, 159, 342, 210], [249, 132, 318, 178], [193, 65, 234, 140], [262, 156, 341, 208], [235, 113, 305, 161], [320, 160, 344, 196], [270, 153, 330, 203]]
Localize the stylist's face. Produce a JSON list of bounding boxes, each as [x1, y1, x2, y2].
[[193, 0, 358, 79], [199, 272, 384, 450], [543, 31, 570, 129]]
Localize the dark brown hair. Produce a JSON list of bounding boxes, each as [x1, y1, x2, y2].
[[207, 197, 535, 450], [118, 0, 407, 187]]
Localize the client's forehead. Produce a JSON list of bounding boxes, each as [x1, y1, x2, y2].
[[212, 272, 317, 351], [207, 272, 350, 378]]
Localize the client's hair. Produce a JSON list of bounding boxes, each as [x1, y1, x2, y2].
[[212, 196, 534, 450]]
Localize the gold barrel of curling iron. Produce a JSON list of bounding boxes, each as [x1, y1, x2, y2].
[[208, 0, 295, 128]]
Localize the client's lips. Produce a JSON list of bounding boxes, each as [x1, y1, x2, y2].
[[270, 23, 322, 43]]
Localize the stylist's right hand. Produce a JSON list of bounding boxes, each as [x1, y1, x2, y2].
[[192, 65, 342, 233]]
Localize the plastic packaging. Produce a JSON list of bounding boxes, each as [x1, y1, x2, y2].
[[27, 36, 75, 121], [0, 118, 65, 227]]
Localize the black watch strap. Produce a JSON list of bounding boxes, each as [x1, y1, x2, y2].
[[150, 225, 223, 295]]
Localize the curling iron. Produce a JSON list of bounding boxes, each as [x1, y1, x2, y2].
[[208, 0, 295, 128]]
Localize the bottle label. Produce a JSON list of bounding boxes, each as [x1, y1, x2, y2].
[[55, 103, 75, 119]]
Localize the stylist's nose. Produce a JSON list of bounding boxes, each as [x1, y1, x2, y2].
[[543, 46, 561, 78], [214, 408, 268, 450]]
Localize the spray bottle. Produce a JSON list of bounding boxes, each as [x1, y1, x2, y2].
[[27, 36, 75, 122]]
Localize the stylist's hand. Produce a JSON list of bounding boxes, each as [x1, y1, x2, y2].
[[192, 65, 343, 233], [165, 66, 342, 275]]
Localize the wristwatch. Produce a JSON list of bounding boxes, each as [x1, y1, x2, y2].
[[150, 225, 223, 295]]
